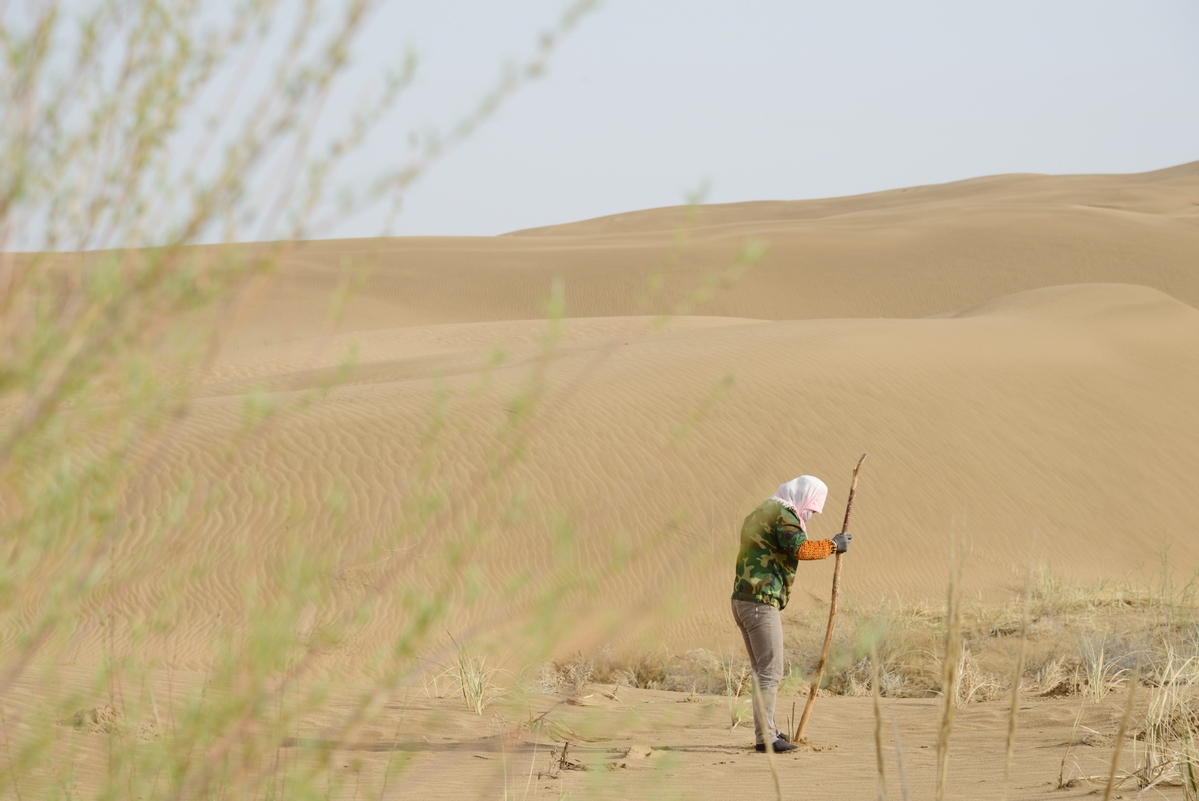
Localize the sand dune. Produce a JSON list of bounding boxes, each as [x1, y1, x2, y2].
[[236, 161, 1199, 349], [11, 165, 1199, 800], [24, 164, 1199, 673]]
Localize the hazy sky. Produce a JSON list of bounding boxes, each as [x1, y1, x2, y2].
[[337, 1, 1199, 237]]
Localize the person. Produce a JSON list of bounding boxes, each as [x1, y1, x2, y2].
[[731, 475, 851, 753]]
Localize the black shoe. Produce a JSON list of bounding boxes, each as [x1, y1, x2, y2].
[[755, 739, 798, 753], [776, 731, 790, 743]]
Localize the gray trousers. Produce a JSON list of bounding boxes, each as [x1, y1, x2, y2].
[[731, 598, 785, 745]]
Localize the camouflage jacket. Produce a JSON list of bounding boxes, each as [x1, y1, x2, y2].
[[731, 499, 831, 610]]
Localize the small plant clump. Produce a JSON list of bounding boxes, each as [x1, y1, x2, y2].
[[1130, 648, 1199, 795], [452, 646, 506, 715]]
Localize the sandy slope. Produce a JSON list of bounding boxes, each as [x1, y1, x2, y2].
[[22, 164, 1199, 671]]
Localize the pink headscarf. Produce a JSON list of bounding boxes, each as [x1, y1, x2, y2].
[[770, 475, 828, 531]]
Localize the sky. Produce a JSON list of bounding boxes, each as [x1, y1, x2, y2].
[[265, 1, 1199, 237]]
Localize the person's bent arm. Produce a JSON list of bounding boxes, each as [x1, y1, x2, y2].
[[778, 511, 852, 561], [797, 539, 835, 560], [796, 532, 851, 560]]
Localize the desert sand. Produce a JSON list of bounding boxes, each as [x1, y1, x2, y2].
[[11, 163, 1199, 798], [12, 665, 1156, 800], [71, 161, 1199, 662]]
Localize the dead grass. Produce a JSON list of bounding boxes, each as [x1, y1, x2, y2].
[[534, 567, 1199, 711], [1131, 648, 1199, 795], [477, 563, 1199, 799]]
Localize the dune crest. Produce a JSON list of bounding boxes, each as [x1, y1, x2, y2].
[[950, 282, 1198, 320], [207, 162, 1199, 348]]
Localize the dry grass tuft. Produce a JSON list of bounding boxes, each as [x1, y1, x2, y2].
[[954, 648, 1001, 705], [540, 647, 741, 696], [452, 646, 506, 715], [1032, 656, 1083, 697], [721, 651, 753, 730], [1132, 649, 1199, 795], [533, 657, 595, 697], [1081, 636, 1133, 702]]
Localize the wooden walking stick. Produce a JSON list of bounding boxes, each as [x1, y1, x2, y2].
[[794, 453, 867, 743]]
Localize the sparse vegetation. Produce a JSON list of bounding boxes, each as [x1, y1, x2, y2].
[[531, 563, 1199, 711], [721, 649, 753, 730], [502, 558, 1199, 797], [452, 645, 506, 715]]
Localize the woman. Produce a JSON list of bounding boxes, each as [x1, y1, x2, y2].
[[731, 475, 851, 753]]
